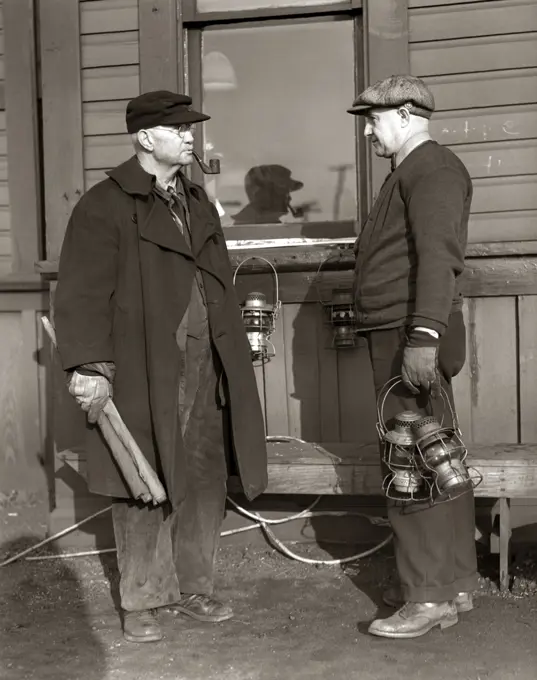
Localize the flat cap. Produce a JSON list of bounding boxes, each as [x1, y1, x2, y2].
[[347, 74, 435, 119], [126, 90, 210, 134]]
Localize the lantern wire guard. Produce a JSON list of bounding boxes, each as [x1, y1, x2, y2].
[[233, 256, 281, 361], [315, 252, 358, 349], [377, 377, 482, 504]]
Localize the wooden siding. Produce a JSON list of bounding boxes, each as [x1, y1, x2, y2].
[[409, 0, 537, 244], [0, 299, 49, 495], [0, 4, 9, 276], [80, 0, 140, 190]]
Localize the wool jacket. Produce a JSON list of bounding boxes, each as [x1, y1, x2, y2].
[[353, 140, 472, 336]]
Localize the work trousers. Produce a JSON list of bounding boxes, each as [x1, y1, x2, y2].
[[112, 334, 228, 612], [365, 311, 478, 602]]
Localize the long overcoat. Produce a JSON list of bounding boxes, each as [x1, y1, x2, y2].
[[54, 156, 268, 505]]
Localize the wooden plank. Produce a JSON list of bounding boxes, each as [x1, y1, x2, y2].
[[0, 312, 24, 489], [20, 309, 43, 476], [80, 0, 138, 35], [410, 33, 537, 78], [409, 0, 537, 42], [0, 232, 11, 257], [139, 0, 179, 93], [84, 134, 132, 170], [4, 0, 42, 273], [0, 179, 9, 206], [0, 112, 6, 131], [316, 302, 340, 442], [431, 105, 537, 147], [82, 65, 140, 102], [337, 340, 378, 444], [40, 0, 84, 262], [83, 100, 130, 136], [410, 0, 502, 6], [0, 206, 10, 232], [263, 302, 289, 437], [0, 131, 7, 156], [426, 69, 537, 112], [468, 213, 537, 245], [469, 297, 518, 443], [81, 31, 139, 69], [472, 176, 537, 214], [84, 168, 108, 192], [518, 296, 537, 442], [283, 303, 321, 441], [365, 0, 409, 205], [0, 157, 8, 182], [499, 498, 512, 591], [450, 139, 537, 180], [452, 298, 473, 440]]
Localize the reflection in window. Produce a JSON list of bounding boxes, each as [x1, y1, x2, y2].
[[198, 0, 345, 12], [201, 20, 357, 227]]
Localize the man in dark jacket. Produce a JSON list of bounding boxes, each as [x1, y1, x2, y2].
[[54, 91, 268, 643], [347, 75, 477, 638]]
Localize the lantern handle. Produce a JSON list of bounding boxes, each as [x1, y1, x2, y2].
[[315, 252, 350, 306], [376, 376, 461, 437], [232, 256, 281, 314]]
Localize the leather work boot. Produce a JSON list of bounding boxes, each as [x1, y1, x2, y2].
[[383, 586, 474, 613], [166, 594, 234, 623], [122, 610, 162, 643], [368, 601, 458, 639]]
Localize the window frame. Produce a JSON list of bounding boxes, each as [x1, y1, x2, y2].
[[183, 1, 367, 244]]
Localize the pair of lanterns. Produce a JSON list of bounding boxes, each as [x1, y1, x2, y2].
[[378, 378, 481, 503], [234, 253, 359, 360]]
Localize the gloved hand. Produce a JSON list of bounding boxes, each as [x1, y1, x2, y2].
[[68, 371, 112, 424], [401, 328, 442, 398]]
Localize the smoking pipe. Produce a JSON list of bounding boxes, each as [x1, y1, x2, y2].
[[192, 151, 221, 174]]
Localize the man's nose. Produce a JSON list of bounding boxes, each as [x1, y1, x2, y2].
[[364, 122, 373, 137], [184, 130, 194, 143]]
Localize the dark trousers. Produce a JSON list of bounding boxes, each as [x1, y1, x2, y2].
[[112, 335, 228, 612], [365, 312, 478, 602]]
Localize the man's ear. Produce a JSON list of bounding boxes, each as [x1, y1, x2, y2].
[[398, 106, 411, 127], [137, 129, 154, 152]]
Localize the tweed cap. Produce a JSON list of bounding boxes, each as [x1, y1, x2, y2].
[[347, 75, 435, 119], [126, 90, 210, 134]]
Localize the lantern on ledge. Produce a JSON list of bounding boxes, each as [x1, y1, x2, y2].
[[233, 256, 281, 361], [316, 254, 358, 349]]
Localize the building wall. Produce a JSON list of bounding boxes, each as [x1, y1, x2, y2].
[[81, 0, 140, 190], [0, 5, 10, 277]]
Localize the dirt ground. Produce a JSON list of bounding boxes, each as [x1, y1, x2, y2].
[[1, 496, 537, 680]]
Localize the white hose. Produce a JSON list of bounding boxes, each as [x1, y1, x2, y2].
[[1, 437, 393, 567]]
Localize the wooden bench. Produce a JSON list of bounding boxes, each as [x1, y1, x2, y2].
[[58, 441, 537, 590], [234, 440, 537, 591]]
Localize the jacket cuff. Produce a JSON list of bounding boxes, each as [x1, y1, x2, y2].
[[410, 315, 447, 336], [406, 328, 440, 348]]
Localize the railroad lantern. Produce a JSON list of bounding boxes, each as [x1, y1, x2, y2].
[[382, 411, 425, 500], [233, 256, 281, 361], [316, 255, 358, 349]]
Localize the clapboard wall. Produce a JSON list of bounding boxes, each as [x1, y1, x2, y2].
[[409, 0, 537, 244], [81, 0, 140, 190], [0, 4, 10, 276]]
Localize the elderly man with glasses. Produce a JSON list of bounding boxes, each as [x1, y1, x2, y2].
[[53, 90, 268, 643]]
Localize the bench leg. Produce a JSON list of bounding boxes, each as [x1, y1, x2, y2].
[[499, 498, 511, 592]]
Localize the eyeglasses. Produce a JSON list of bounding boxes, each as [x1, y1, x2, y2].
[[153, 124, 196, 137]]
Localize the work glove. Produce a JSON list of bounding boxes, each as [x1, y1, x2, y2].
[[401, 328, 442, 399], [68, 371, 112, 424]]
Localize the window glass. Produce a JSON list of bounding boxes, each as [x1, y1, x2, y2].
[[198, 0, 345, 12], [201, 20, 357, 227]]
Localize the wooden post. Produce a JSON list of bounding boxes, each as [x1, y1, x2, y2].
[[4, 0, 42, 273], [40, 0, 84, 262], [499, 498, 512, 592], [363, 0, 409, 205], [139, 0, 180, 93]]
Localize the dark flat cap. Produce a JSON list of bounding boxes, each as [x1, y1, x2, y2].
[[126, 90, 210, 134], [347, 74, 435, 119]]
